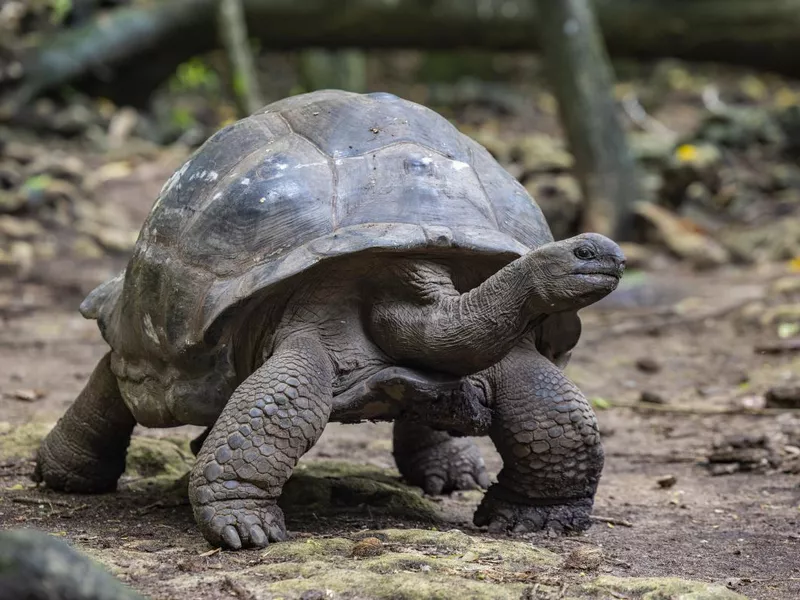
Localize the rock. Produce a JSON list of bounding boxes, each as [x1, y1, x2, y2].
[[351, 537, 385, 558], [640, 390, 667, 404], [279, 460, 440, 522], [0, 216, 44, 239], [656, 474, 677, 489], [618, 242, 657, 270], [765, 385, 800, 408], [706, 433, 782, 474], [633, 201, 730, 269], [513, 134, 574, 174], [718, 217, 800, 264], [563, 546, 603, 571], [635, 357, 662, 374], [0, 529, 144, 600], [524, 174, 582, 240]]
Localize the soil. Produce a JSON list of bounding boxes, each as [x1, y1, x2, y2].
[[0, 158, 799, 600]]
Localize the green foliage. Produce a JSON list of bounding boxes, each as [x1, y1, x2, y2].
[[49, 0, 72, 24], [21, 174, 53, 194], [590, 397, 612, 410], [168, 58, 220, 94], [169, 106, 196, 131]]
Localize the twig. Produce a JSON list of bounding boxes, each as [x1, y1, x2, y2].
[[755, 339, 800, 354], [591, 515, 633, 527], [55, 503, 90, 518], [620, 92, 677, 138], [11, 496, 71, 507], [610, 402, 794, 417]]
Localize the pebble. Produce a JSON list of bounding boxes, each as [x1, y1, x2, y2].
[[656, 474, 677, 489], [635, 357, 661, 373], [764, 384, 800, 408], [640, 390, 667, 404]]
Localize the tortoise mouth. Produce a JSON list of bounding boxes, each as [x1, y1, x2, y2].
[[571, 263, 624, 280]]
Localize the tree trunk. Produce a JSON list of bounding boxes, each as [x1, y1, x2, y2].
[[218, 0, 264, 116], [298, 49, 368, 93], [5, 0, 800, 111], [534, 0, 640, 241]]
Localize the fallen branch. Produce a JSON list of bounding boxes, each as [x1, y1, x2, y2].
[[11, 496, 71, 507], [7, 0, 800, 110], [754, 339, 800, 354], [590, 515, 633, 527]]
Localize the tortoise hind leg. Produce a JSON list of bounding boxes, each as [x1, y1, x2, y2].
[[33, 352, 136, 493], [473, 340, 603, 533], [393, 421, 490, 495], [189, 335, 333, 550]]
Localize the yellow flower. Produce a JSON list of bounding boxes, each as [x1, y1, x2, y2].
[[675, 144, 699, 162]]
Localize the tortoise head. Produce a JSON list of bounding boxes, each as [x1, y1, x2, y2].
[[524, 232, 626, 313]]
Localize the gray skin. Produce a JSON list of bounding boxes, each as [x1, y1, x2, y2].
[[31, 90, 625, 550]]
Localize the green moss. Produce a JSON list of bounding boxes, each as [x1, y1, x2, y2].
[[260, 537, 354, 562], [0, 422, 49, 459], [0, 423, 192, 487], [580, 575, 748, 600], [268, 568, 529, 600], [375, 528, 560, 568], [279, 460, 440, 521], [125, 436, 192, 479]]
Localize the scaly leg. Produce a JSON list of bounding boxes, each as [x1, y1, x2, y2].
[[189, 336, 333, 550], [393, 421, 490, 495], [473, 340, 604, 533], [33, 352, 136, 493]]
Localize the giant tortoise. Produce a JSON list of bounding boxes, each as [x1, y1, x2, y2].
[[33, 90, 625, 549]]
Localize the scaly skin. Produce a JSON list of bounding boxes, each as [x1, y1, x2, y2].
[[32, 353, 136, 493], [189, 335, 333, 549], [473, 339, 604, 533], [392, 421, 490, 495]]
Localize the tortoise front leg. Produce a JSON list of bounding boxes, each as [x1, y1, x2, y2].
[[33, 352, 136, 493], [393, 421, 490, 495], [473, 339, 604, 533], [189, 336, 333, 550]]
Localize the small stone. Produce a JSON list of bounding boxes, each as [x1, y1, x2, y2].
[[765, 385, 800, 409], [563, 546, 603, 571], [640, 390, 666, 404], [725, 577, 743, 590], [350, 537, 384, 558], [635, 357, 661, 373], [656, 474, 677, 489], [300, 591, 328, 600], [5, 389, 46, 402]]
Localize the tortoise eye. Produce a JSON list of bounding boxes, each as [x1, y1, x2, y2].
[[574, 246, 595, 260]]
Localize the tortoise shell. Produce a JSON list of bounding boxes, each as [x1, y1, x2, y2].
[[80, 90, 568, 424]]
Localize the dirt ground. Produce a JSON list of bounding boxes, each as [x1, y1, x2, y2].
[[0, 162, 799, 600]]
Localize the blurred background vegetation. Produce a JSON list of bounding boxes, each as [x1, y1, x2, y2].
[[0, 0, 799, 284]]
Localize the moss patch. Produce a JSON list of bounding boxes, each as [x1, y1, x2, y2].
[[242, 528, 748, 600], [580, 575, 747, 599], [0, 422, 49, 459], [279, 460, 440, 521]]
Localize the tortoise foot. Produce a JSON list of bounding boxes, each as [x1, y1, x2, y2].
[[397, 435, 490, 496], [33, 442, 123, 494], [194, 499, 287, 550], [473, 486, 593, 535]]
